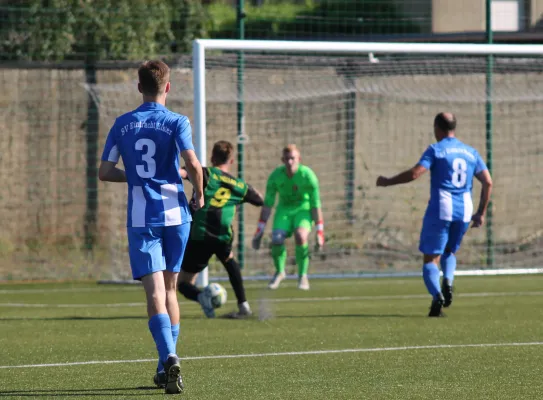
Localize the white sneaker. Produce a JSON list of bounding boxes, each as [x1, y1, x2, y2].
[[223, 302, 253, 319], [197, 292, 215, 318], [298, 274, 310, 290], [268, 272, 286, 290]]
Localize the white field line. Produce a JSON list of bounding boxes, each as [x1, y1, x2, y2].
[[1, 342, 542, 370], [0, 287, 141, 295], [3, 269, 543, 294], [0, 291, 542, 308]]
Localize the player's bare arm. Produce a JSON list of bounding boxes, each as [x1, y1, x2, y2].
[[179, 167, 189, 180], [376, 164, 427, 187], [98, 161, 127, 182], [471, 169, 493, 228], [181, 149, 204, 210]]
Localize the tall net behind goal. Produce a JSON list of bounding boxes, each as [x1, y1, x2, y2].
[[194, 48, 543, 278]]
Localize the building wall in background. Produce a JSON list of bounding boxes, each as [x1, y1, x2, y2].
[[433, 0, 543, 32]]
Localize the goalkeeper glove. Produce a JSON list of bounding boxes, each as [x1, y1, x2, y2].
[[252, 220, 267, 250], [315, 221, 324, 251]]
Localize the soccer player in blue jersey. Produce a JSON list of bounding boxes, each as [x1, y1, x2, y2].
[[376, 112, 493, 317], [98, 60, 203, 394]]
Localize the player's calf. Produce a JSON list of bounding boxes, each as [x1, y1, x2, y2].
[[223, 257, 247, 304], [442, 278, 453, 308]]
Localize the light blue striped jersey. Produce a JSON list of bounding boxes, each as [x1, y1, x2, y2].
[[101, 102, 194, 227], [418, 137, 487, 222]]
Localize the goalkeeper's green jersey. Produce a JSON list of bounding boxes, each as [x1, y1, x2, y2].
[[190, 167, 262, 243], [263, 164, 321, 210]]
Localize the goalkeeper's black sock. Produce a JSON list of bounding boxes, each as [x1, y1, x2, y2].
[[177, 281, 201, 302], [223, 258, 247, 304]]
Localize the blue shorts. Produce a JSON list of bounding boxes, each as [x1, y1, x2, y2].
[[127, 223, 191, 280], [419, 215, 470, 255]]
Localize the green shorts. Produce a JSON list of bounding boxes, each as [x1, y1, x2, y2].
[[272, 207, 313, 237]]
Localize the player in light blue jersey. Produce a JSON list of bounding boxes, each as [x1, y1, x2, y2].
[[98, 60, 204, 394], [376, 112, 493, 317]]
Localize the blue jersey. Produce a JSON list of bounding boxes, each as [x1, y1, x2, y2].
[[101, 102, 194, 228], [418, 137, 487, 222]]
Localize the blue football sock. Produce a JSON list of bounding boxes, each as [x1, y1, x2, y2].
[[422, 262, 441, 298], [157, 322, 180, 373], [148, 314, 175, 370], [171, 323, 180, 348], [440, 252, 457, 283]]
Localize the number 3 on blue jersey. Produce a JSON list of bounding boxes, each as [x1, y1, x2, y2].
[[135, 138, 156, 178], [451, 158, 467, 188]]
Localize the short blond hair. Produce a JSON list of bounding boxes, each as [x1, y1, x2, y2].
[[282, 144, 299, 155], [138, 60, 170, 96]]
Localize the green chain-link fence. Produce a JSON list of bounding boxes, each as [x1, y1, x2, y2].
[[1, 1, 542, 281]]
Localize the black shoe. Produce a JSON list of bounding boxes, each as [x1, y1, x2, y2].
[[153, 370, 167, 388], [442, 279, 453, 308], [428, 293, 445, 317], [163, 355, 184, 394]]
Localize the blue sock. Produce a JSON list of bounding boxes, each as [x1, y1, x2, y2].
[[440, 252, 457, 283], [422, 263, 441, 298], [171, 323, 180, 347], [158, 323, 180, 373], [148, 314, 175, 370]]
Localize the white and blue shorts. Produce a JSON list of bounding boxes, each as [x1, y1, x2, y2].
[[419, 214, 470, 256], [127, 223, 191, 280]]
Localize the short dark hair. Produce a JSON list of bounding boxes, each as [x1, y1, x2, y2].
[[434, 112, 457, 132], [138, 60, 170, 96], [211, 140, 234, 165]]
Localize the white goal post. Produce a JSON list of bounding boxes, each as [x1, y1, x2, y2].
[[192, 39, 543, 288]]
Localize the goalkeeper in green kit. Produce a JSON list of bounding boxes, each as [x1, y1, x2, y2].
[[252, 144, 324, 290]]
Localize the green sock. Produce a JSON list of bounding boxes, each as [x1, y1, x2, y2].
[[295, 244, 309, 276], [271, 245, 286, 274]]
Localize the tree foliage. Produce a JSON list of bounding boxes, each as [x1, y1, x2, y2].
[[0, 0, 421, 61], [0, 0, 205, 61]]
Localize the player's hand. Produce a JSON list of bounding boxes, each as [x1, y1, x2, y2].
[[376, 176, 389, 187], [315, 221, 324, 251], [192, 194, 204, 211], [471, 212, 485, 228], [252, 220, 266, 250]]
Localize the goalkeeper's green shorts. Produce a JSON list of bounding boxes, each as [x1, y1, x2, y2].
[[272, 207, 313, 237]]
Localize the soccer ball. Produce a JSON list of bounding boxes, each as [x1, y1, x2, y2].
[[203, 283, 228, 309]]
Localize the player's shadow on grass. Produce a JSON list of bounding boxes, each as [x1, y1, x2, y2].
[[0, 316, 147, 321], [0, 314, 209, 322], [276, 313, 417, 319], [0, 387, 159, 397]]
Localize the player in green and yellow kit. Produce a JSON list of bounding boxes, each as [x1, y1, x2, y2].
[[252, 144, 324, 290], [177, 140, 263, 319]]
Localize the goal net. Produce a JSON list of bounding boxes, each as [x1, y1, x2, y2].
[[3, 41, 543, 281], [188, 41, 543, 281]]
